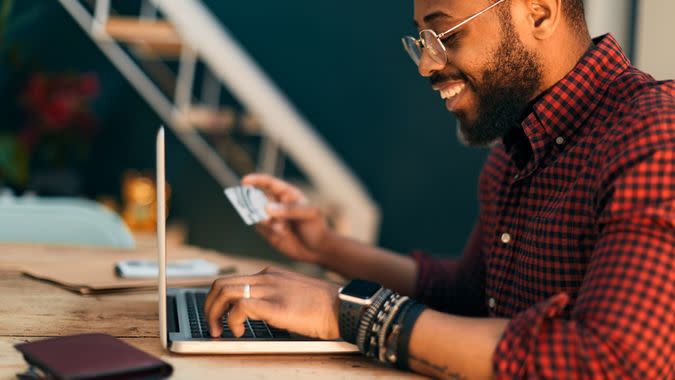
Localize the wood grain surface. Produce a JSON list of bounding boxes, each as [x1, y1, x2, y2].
[[0, 244, 423, 379]]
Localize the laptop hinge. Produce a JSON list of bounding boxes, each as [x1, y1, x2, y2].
[[167, 295, 179, 333]]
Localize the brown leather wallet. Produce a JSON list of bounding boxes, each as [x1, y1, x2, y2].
[[14, 333, 173, 380]]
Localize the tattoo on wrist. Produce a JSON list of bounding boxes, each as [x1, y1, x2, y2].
[[408, 354, 467, 380]]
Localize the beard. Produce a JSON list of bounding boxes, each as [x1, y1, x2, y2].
[[456, 18, 544, 147]]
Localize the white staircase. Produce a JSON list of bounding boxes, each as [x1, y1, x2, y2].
[[57, 0, 380, 243]]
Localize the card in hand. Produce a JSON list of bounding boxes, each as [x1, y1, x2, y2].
[[224, 186, 270, 225]]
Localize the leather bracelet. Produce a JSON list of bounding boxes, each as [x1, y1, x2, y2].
[[356, 289, 392, 353], [378, 296, 409, 362], [384, 299, 414, 364], [395, 302, 426, 370]]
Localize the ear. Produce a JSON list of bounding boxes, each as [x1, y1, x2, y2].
[[526, 0, 562, 40]]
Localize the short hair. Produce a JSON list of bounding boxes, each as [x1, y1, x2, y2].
[[563, 0, 587, 32], [495, 0, 588, 33]]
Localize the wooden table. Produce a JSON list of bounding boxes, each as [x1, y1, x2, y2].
[[0, 243, 421, 379]]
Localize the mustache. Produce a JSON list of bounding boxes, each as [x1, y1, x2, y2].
[[430, 72, 466, 87]]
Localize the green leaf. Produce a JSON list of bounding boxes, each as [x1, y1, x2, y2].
[[0, 0, 14, 41], [0, 134, 29, 186]]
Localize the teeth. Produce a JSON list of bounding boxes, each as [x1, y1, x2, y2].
[[439, 83, 465, 100]]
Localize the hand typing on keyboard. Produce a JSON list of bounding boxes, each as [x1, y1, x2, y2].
[[204, 267, 340, 340], [190, 292, 291, 339]]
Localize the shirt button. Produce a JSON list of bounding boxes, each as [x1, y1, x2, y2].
[[555, 136, 565, 145], [488, 298, 496, 309], [513, 174, 520, 181], [500, 232, 512, 244]]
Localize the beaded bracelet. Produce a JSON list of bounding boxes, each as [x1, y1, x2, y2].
[[378, 296, 409, 362], [353, 288, 426, 369], [356, 289, 392, 353], [367, 293, 398, 358]]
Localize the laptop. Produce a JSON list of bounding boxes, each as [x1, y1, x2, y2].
[[156, 127, 358, 354]]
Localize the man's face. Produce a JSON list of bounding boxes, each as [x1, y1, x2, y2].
[[413, 0, 543, 146]]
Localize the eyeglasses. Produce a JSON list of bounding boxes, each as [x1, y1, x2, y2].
[[402, 0, 506, 67]]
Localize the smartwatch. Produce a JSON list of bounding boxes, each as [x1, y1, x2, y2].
[[338, 279, 384, 344]]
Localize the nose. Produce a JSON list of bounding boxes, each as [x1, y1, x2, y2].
[[417, 49, 446, 77]]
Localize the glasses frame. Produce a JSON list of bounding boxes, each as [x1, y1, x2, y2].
[[403, 0, 507, 66]]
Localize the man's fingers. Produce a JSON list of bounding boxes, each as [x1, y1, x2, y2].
[[205, 277, 244, 316], [266, 203, 321, 220], [205, 280, 270, 335], [227, 299, 278, 338], [257, 220, 288, 235], [242, 174, 304, 201], [206, 284, 244, 337], [206, 284, 275, 337], [255, 222, 289, 247], [258, 218, 273, 227]]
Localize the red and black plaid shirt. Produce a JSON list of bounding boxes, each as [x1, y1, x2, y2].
[[411, 34, 675, 379]]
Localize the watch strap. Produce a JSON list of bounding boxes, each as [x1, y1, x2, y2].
[[339, 300, 363, 344]]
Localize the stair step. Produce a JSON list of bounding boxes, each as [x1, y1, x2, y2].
[[183, 106, 236, 133], [240, 112, 263, 134], [133, 42, 183, 58], [106, 17, 182, 56]]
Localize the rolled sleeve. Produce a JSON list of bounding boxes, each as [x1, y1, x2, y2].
[[493, 293, 570, 378]]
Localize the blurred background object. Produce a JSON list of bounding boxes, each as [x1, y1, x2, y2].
[[121, 170, 158, 233], [0, 190, 135, 248], [19, 71, 100, 195], [0, 0, 672, 261], [0, 0, 100, 195], [61, 0, 381, 248], [634, 0, 675, 81], [584, 0, 675, 80]]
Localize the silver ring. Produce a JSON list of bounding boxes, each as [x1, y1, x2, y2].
[[243, 284, 251, 299]]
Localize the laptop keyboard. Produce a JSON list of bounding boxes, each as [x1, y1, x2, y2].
[[186, 291, 291, 339]]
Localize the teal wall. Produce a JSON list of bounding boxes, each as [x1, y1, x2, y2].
[[1, 1, 488, 259]]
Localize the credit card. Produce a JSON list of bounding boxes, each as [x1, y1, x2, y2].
[[224, 186, 270, 225]]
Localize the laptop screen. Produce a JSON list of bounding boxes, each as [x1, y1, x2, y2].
[[156, 127, 169, 349]]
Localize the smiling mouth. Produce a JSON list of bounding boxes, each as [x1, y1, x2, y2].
[[438, 82, 466, 100]]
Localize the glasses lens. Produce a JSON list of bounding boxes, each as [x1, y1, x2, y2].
[[420, 30, 447, 66], [401, 36, 422, 66]]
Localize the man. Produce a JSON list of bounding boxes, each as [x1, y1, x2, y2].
[[205, 0, 675, 378]]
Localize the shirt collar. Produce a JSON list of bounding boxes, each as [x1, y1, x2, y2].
[[509, 34, 631, 168]]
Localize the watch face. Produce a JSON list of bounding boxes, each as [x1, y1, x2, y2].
[[341, 279, 382, 300]]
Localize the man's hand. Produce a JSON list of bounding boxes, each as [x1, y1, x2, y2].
[[242, 174, 331, 264], [204, 267, 340, 340], [240, 174, 418, 298]]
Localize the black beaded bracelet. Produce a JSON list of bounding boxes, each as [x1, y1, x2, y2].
[[356, 289, 392, 353], [366, 293, 398, 358], [378, 296, 409, 362], [352, 289, 426, 369], [395, 302, 426, 370]]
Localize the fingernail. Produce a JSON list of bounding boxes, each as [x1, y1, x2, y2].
[[266, 202, 282, 211], [272, 223, 285, 233]]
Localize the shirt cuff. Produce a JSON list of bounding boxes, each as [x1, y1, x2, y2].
[[410, 250, 461, 302]]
